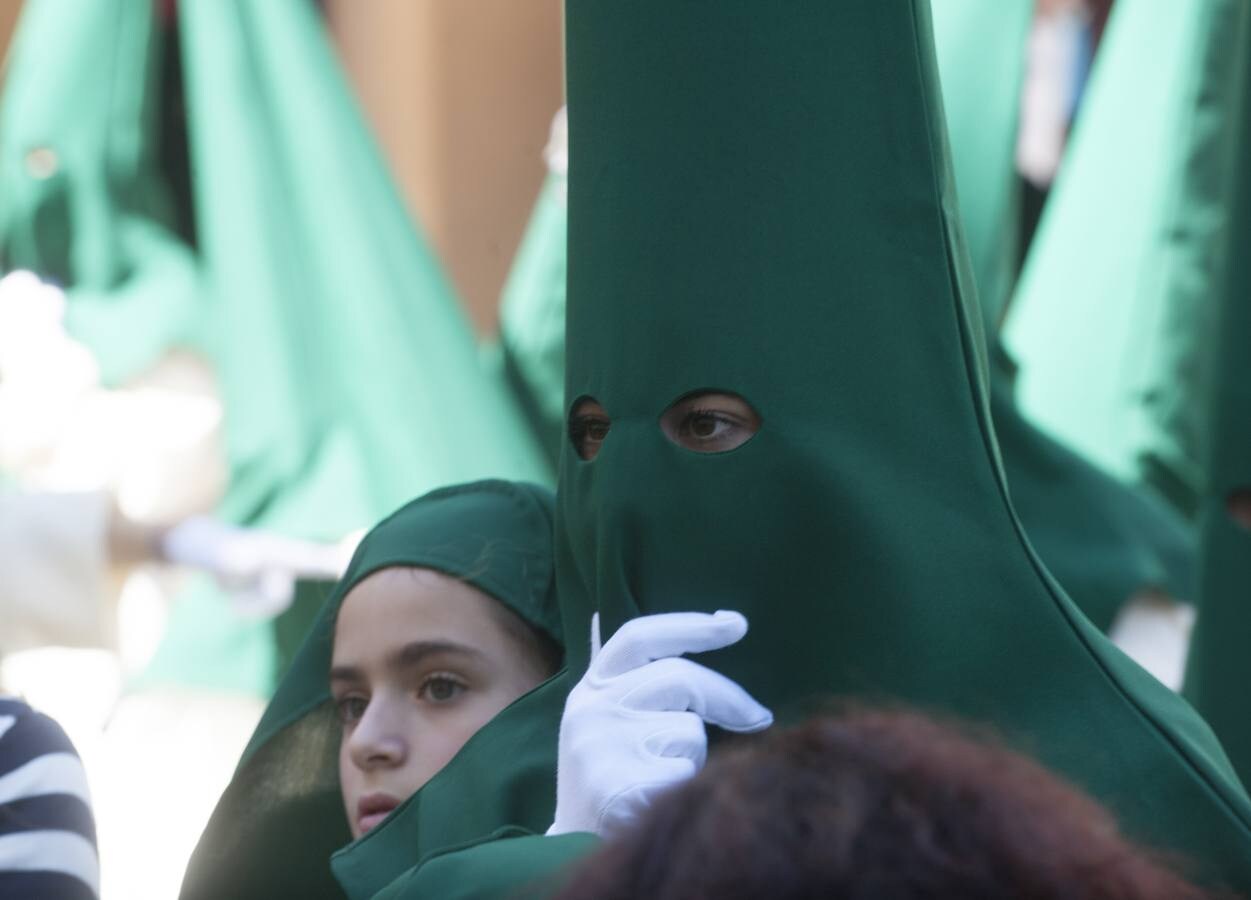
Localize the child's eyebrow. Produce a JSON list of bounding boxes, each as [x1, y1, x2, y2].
[[393, 640, 487, 671], [329, 642, 488, 685], [329, 664, 364, 684]]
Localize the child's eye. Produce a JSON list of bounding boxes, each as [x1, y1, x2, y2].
[[419, 673, 467, 704], [335, 695, 368, 725]]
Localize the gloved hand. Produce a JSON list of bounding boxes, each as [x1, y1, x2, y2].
[[547, 610, 772, 838], [160, 516, 352, 617]]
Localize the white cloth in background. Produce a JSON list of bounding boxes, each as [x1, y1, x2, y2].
[[0, 491, 114, 656]]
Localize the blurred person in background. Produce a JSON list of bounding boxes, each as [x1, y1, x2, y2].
[[552, 709, 1218, 900], [1017, 0, 1114, 248], [0, 268, 350, 899], [0, 696, 99, 900]]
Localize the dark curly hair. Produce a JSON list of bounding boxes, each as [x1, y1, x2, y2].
[[551, 707, 1223, 900]]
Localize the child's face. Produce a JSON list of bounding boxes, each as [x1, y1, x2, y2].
[[331, 567, 551, 839]]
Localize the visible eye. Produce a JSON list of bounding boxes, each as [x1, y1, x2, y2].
[[660, 391, 760, 453], [569, 397, 611, 461], [419, 673, 467, 704], [335, 694, 369, 726]]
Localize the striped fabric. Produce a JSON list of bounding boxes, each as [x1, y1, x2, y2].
[[0, 698, 98, 899]]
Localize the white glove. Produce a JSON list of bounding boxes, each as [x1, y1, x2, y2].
[[547, 610, 772, 838], [160, 516, 352, 617]]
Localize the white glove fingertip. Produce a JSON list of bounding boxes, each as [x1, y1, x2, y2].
[[721, 707, 773, 734], [590, 612, 602, 659]]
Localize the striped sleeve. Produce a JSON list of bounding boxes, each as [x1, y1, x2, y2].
[[0, 699, 99, 899]]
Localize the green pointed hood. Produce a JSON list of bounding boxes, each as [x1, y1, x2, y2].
[[1003, 0, 1251, 515], [559, 0, 1251, 886], [1183, 67, 1251, 783], [181, 480, 564, 900]]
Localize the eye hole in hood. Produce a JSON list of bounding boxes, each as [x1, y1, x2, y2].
[[569, 396, 611, 461], [659, 390, 761, 455]]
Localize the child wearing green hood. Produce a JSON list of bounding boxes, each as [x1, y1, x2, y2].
[[180, 479, 565, 899], [331, 535, 560, 840]]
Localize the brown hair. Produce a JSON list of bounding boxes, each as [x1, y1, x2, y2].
[[552, 707, 1221, 900]]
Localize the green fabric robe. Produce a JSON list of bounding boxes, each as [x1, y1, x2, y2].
[[554, 0, 1251, 888], [179, 480, 566, 900]]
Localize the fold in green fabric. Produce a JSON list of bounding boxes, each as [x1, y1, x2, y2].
[[180, 480, 564, 900], [1004, 0, 1251, 517], [551, 0, 1251, 889], [990, 381, 1197, 630]]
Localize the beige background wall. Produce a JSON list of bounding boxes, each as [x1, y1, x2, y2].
[[327, 0, 565, 335]]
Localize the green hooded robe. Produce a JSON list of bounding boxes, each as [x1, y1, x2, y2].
[[1003, 0, 1251, 517], [180, 480, 567, 900], [0, 0, 201, 385], [361, 2, 1251, 895], [553, 0, 1251, 888]]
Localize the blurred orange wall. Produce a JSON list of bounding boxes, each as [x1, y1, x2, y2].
[[0, 1, 23, 64], [326, 0, 564, 335]]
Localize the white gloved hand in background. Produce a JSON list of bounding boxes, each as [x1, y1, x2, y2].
[[547, 610, 772, 838], [160, 516, 352, 617]]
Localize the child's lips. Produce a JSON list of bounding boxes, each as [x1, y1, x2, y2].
[[357, 793, 400, 834]]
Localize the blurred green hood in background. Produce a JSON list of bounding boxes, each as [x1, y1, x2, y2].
[[0, 0, 550, 696], [1004, 0, 1250, 520]]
